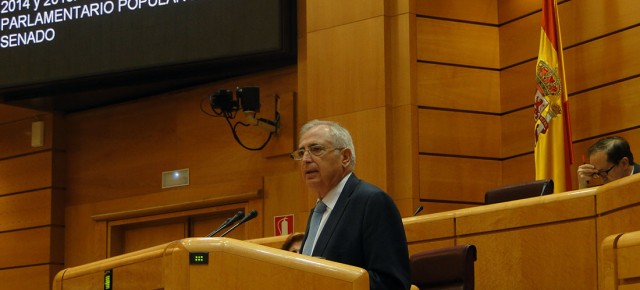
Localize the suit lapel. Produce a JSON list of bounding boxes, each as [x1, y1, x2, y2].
[[312, 173, 360, 256]]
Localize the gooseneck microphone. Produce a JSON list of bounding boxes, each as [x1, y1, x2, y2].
[[206, 211, 245, 237], [413, 205, 424, 216], [220, 210, 258, 237]]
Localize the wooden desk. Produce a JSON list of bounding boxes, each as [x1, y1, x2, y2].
[[601, 230, 640, 290], [53, 237, 368, 290]]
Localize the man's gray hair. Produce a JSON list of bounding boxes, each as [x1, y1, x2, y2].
[[300, 120, 356, 168]]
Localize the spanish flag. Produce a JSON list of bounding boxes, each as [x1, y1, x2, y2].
[[534, 0, 573, 192]]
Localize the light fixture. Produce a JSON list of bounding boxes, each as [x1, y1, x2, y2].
[[202, 86, 280, 150]]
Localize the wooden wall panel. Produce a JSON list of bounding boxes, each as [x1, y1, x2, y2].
[[0, 265, 64, 290], [121, 220, 187, 254], [388, 13, 415, 108], [0, 189, 61, 232], [0, 114, 53, 159], [418, 109, 501, 158], [497, 0, 539, 23], [0, 227, 64, 268], [498, 10, 538, 67], [570, 78, 640, 141], [0, 104, 44, 124], [419, 155, 500, 203], [416, 0, 498, 24], [390, 105, 419, 212], [306, 0, 384, 32], [0, 151, 52, 195], [417, 63, 500, 112], [458, 219, 597, 290], [264, 171, 310, 237], [502, 154, 535, 187], [502, 108, 532, 158], [306, 17, 386, 119], [561, 0, 640, 47], [417, 18, 499, 68], [500, 60, 536, 112], [565, 27, 640, 93], [499, 0, 640, 67]]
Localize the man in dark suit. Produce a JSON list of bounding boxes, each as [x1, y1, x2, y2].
[[290, 120, 410, 290], [578, 136, 640, 188]]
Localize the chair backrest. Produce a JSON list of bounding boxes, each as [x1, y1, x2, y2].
[[410, 244, 477, 290], [484, 179, 554, 204]]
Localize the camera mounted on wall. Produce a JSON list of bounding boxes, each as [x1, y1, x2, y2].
[[205, 86, 280, 150]]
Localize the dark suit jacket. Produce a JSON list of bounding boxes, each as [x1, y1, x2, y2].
[[301, 174, 411, 290]]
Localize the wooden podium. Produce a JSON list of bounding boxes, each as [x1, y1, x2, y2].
[[53, 237, 369, 290]]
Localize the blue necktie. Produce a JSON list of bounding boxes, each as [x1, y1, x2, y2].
[[302, 201, 327, 256]]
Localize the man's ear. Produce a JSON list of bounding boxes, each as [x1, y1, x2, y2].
[[341, 148, 352, 167], [621, 156, 630, 167]]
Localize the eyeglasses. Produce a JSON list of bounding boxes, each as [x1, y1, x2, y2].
[[593, 163, 616, 179], [290, 145, 342, 160]]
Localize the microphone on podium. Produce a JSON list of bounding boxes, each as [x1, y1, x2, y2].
[[413, 205, 424, 216], [206, 211, 244, 237], [220, 210, 258, 237]]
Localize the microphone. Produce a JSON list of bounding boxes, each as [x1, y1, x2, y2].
[[206, 211, 244, 237], [413, 205, 424, 216], [220, 210, 258, 237]]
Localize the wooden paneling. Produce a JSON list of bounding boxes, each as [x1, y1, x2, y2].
[[307, 17, 386, 119], [502, 153, 535, 186], [121, 220, 187, 254], [306, 0, 384, 33], [499, 0, 640, 67], [497, 0, 539, 24], [0, 114, 53, 159], [418, 109, 501, 157], [0, 227, 64, 268], [390, 105, 419, 203], [501, 108, 532, 157], [456, 190, 596, 235], [419, 155, 500, 203], [561, 0, 640, 47], [459, 219, 597, 290], [0, 189, 62, 232], [417, 63, 500, 112], [0, 265, 64, 290], [500, 60, 536, 112], [416, 0, 498, 24], [0, 151, 52, 195], [417, 18, 499, 68], [388, 13, 416, 108], [264, 171, 309, 236], [0, 104, 45, 124], [498, 10, 538, 67], [570, 78, 640, 141], [565, 27, 640, 93]]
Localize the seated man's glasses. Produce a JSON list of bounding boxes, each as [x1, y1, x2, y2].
[[593, 163, 616, 179], [290, 145, 342, 160]]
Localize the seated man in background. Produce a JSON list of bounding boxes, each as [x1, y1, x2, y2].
[[578, 136, 640, 189]]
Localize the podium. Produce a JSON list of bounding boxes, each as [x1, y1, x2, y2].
[[53, 238, 369, 290]]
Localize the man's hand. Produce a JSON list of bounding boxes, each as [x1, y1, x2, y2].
[[577, 163, 597, 189]]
